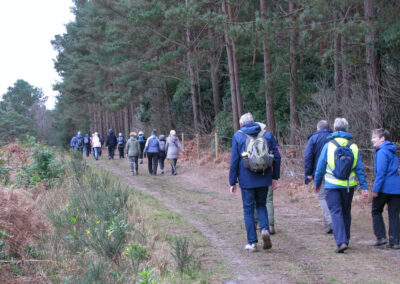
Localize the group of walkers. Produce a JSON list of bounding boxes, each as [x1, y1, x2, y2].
[[70, 128, 185, 176], [230, 113, 400, 254]]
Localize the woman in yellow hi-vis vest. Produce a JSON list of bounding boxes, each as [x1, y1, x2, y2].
[[314, 118, 368, 253]]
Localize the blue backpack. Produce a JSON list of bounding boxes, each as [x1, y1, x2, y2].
[[331, 139, 354, 180], [138, 135, 145, 143]]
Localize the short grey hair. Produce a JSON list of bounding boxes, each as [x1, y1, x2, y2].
[[333, 118, 349, 132], [317, 120, 329, 130], [239, 112, 254, 125]]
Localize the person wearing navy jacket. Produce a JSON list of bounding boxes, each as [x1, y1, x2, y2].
[[229, 113, 281, 252], [370, 129, 400, 249], [304, 120, 333, 233]]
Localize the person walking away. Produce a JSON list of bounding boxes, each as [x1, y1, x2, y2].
[[126, 132, 141, 175], [117, 133, 126, 159], [305, 120, 333, 233], [314, 118, 368, 253], [138, 131, 147, 164], [70, 135, 77, 151], [165, 130, 185, 175], [74, 131, 84, 154], [92, 132, 101, 160], [144, 129, 160, 175], [158, 135, 167, 174], [98, 135, 103, 156], [370, 129, 400, 249], [229, 113, 281, 252], [84, 134, 91, 157], [105, 129, 117, 160]]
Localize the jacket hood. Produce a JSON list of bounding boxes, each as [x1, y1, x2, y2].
[[328, 131, 353, 140], [377, 141, 397, 153], [308, 128, 332, 140], [240, 122, 261, 136], [159, 135, 166, 141]]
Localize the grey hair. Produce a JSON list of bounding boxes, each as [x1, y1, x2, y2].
[[77, 131, 81, 135], [239, 112, 254, 125], [317, 120, 329, 130], [333, 118, 349, 132]]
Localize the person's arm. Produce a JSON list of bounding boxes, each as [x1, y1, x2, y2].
[[125, 140, 129, 153], [304, 138, 314, 178], [353, 151, 368, 190], [314, 144, 328, 187], [144, 137, 150, 153], [229, 134, 240, 186], [165, 141, 169, 154], [177, 139, 185, 153]]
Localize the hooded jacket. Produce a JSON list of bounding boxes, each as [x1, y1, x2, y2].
[[304, 128, 332, 179], [126, 137, 141, 157], [314, 131, 368, 190], [229, 122, 281, 189], [373, 141, 400, 194], [144, 131, 160, 153], [166, 135, 184, 159]]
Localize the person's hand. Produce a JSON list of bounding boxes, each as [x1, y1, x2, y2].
[[372, 192, 378, 198], [362, 190, 369, 200], [230, 184, 237, 195], [315, 185, 321, 193], [307, 175, 313, 181], [272, 180, 278, 190]]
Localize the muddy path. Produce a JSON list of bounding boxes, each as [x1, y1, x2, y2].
[[89, 155, 400, 283]]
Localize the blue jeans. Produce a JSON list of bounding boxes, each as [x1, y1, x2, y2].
[[241, 187, 270, 244], [93, 147, 99, 160], [85, 145, 91, 157], [326, 188, 354, 246]]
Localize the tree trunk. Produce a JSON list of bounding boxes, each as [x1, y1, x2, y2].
[[260, 0, 276, 134], [341, 6, 350, 101], [334, 13, 341, 117], [124, 106, 129, 136], [222, 0, 239, 131], [207, 25, 221, 116], [186, 0, 200, 133], [364, 0, 381, 128], [163, 81, 174, 130], [289, 1, 300, 144]]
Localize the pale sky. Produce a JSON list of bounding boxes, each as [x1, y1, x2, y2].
[[0, 0, 75, 110]]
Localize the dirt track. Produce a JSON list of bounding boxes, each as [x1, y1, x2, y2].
[[90, 154, 400, 284]]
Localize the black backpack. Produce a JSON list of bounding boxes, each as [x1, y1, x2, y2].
[[330, 139, 354, 180], [77, 137, 83, 147]]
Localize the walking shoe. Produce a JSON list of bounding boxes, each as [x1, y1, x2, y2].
[[386, 243, 400, 249], [325, 224, 333, 234], [335, 243, 348, 253], [261, 228, 272, 250], [372, 238, 387, 246], [269, 225, 276, 235], [244, 243, 257, 252], [140, 159, 143, 164], [161, 170, 164, 174]]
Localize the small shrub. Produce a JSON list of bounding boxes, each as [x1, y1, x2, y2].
[[137, 268, 157, 284], [124, 243, 149, 283], [170, 236, 197, 282]]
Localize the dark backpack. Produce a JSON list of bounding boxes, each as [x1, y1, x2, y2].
[[138, 135, 145, 143], [239, 130, 274, 173], [77, 137, 83, 147], [331, 139, 354, 180]]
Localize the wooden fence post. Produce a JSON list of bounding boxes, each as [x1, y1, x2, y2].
[[215, 132, 219, 160], [181, 132, 184, 150], [196, 133, 200, 160]]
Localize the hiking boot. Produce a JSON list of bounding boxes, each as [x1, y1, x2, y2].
[[244, 243, 257, 252], [269, 225, 276, 235], [386, 243, 400, 249], [325, 224, 333, 234], [335, 243, 348, 253], [372, 238, 387, 246], [161, 170, 164, 174], [140, 159, 143, 164], [261, 228, 272, 250]]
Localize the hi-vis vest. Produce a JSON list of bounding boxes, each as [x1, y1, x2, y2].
[[325, 138, 359, 187]]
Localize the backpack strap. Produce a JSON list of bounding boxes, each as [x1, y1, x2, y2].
[[330, 139, 340, 148], [346, 141, 353, 147]]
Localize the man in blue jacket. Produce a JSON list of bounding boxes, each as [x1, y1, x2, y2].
[[71, 131, 84, 154], [105, 129, 117, 160], [304, 120, 332, 233], [314, 118, 368, 253], [229, 113, 281, 252], [144, 129, 160, 175]]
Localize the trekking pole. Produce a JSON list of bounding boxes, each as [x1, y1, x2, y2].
[[215, 132, 219, 160]]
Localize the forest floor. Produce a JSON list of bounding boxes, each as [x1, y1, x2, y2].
[[88, 151, 400, 284]]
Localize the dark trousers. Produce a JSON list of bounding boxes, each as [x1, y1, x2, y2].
[[108, 146, 115, 159], [159, 152, 166, 170], [326, 188, 354, 246], [118, 147, 124, 158], [129, 156, 139, 173], [241, 187, 270, 244], [372, 193, 400, 245], [147, 152, 159, 175], [139, 144, 145, 159], [84, 145, 91, 156]]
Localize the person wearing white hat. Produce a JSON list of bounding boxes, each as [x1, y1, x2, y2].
[[165, 130, 185, 175]]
